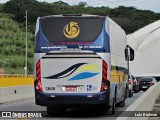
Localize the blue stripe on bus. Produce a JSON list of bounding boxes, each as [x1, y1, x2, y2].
[[69, 72, 99, 80]]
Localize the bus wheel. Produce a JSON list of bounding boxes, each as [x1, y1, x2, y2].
[[111, 98, 116, 115], [117, 99, 125, 107], [47, 106, 66, 115], [117, 90, 126, 107]]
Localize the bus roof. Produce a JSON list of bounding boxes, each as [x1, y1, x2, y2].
[[40, 14, 105, 19]]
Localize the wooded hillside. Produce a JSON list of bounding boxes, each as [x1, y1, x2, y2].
[[1, 0, 160, 34]]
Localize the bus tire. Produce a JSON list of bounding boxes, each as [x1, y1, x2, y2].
[[111, 98, 116, 115], [117, 99, 125, 107], [117, 89, 127, 107]]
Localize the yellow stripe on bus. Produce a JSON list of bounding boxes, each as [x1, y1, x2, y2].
[[110, 70, 128, 83], [0, 75, 34, 87]]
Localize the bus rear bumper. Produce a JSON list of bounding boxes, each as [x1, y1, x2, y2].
[[35, 90, 110, 106]]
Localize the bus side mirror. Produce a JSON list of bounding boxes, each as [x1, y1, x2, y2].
[[130, 47, 134, 61], [125, 47, 129, 61], [125, 45, 134, 61]]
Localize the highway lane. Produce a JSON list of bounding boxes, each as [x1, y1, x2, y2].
[[0, 91, 144, 119]]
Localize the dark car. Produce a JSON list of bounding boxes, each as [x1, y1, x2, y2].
[[154, 77, 160, 82], [139, 77, 157, 91], [131, 75, 139, 93]]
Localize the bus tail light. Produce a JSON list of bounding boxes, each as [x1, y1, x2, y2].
[[100, 60, 108, 92], [36, 60, 43, 92]]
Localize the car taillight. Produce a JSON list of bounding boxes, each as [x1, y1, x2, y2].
[[128, 80, 132, 84], [133, 80, 136, 84], [100, 60, 108, 92], [150, 82, 154, 86], [36, 60, 43, 92]]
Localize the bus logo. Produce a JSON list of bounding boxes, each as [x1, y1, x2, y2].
[[63, 22, 80, 39]]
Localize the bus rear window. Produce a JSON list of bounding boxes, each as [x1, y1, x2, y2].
[[40, 17, 104, 42]]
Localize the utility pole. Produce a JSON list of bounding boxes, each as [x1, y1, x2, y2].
[[24, 10, 28, 75]]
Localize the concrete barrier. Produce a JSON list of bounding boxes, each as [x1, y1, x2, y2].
[[0, 75, 34, 87], [0, 85, 34, 103], [117, 82, 160, 120], [0, 75, 34, 103]]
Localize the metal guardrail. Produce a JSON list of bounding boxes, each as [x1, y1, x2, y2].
[[0, 75, 34, 87], [0, 74, 33, 78]]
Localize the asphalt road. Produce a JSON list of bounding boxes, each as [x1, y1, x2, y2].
[[0, 91, 144, 120]]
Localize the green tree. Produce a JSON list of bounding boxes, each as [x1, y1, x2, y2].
[[0, 3, 4, 12]]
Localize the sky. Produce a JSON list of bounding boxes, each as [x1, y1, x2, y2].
[[0, 0, 160, 13]]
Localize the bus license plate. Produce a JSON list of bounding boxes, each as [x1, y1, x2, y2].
[[65, 86, 77, 91]]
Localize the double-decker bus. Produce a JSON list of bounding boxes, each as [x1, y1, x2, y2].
[[34, 15, 134, 115]]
